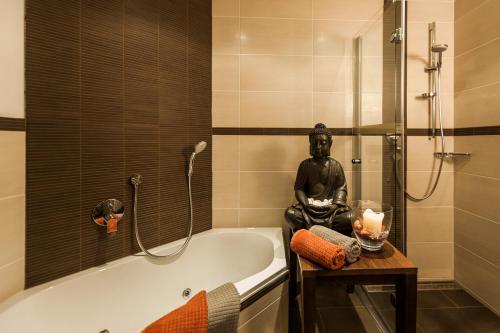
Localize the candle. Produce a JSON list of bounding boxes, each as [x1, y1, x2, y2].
[[362, 209, 384, 235]]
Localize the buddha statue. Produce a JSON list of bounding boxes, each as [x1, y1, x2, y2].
[[285, 123, 353, 236]]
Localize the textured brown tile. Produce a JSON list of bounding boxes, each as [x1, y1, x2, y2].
[[26, 121, 81, 287], [159, 0, 189, 126], [26, 0, 211, 286], [125, 123, 160, 253], [159, 125, 191, 243], [79, 0, 126, 269], [25, 0, 81, 123], [124, 0, 159, 125]]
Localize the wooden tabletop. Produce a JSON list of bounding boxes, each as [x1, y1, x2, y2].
[[298, 241, 417, 277]]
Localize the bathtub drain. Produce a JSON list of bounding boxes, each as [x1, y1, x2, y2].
[[182, 288, 192, 299]]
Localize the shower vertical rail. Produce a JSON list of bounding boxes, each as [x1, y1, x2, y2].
[[398, 0, 407, 255]]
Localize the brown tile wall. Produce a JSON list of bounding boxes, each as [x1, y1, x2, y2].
[[25, 0, 212, 288], [454, 0, 500, 315]]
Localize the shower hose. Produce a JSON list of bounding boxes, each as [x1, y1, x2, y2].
[[130, 168, 195, 259], [397, 67, 446, 201]]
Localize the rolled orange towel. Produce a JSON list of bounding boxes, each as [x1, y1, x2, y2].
[[291, 229, 346, 270], [142, 291, 208, 333]]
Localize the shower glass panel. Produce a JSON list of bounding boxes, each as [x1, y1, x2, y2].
[[352, 0, 406, 253]]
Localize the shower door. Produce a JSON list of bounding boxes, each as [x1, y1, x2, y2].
[[352, 0, 406, 253]]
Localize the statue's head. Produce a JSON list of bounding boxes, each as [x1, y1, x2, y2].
[[309, 123, 332, 159]]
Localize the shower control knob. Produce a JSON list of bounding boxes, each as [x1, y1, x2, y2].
[[351, 159, 362, 164]]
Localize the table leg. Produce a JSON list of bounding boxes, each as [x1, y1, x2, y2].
[[395, 273, 417, 333], [301, 275, 316, 333], [289, 250, 298, 331]]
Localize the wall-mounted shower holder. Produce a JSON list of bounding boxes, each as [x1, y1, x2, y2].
[[434, 152, 471, 159]]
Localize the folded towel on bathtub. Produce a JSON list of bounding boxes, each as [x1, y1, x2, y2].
[[207, 283, 240, 333], [142, 283, 240, 333], [142, 291, 208, 333], [310, 225, 361, 263], [291, 229, 345, 270]]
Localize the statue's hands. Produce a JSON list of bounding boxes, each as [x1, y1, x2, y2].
[[325, 204, 339, 214]]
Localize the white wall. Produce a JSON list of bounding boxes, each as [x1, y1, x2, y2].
[[0, 0, 24, 118]]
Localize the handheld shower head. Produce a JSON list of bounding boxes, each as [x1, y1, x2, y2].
[[431, 44, 448, 68], [431, 44, 448, 53], [189, 141, 208, 176], [194, 141, 207, 154]]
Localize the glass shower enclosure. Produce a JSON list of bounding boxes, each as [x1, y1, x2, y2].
[[351, 0, 406, 253]]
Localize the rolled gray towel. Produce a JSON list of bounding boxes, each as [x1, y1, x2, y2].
[[207, 282, 240, 333], [310, 225, 361, 263]]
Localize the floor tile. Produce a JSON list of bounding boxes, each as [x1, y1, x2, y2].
[[368, 292, 394, 311], [417, 290, 456, 309], [316, 282, 363, 307], [417, 308, 467, 332], [441, 289, 483, 307], [457, 307, 500, 332], [319, 306, 382, 333]]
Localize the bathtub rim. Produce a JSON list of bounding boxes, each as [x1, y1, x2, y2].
[[0, 227, 288, 313]]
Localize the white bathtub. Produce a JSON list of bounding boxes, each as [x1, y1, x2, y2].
[[0, 228, 288, 333]]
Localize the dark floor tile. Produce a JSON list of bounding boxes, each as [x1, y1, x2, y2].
[[418, 308, 469, 332], [369, 292, 394, 310], [441, 289, 484, 307], [316, 281, 363, 307], [379, 309, 396, 332], [379, 309, 427, 333], [457, 307, 500, 332], [417, 290, 456, 309], [319, 307, 382, 333]]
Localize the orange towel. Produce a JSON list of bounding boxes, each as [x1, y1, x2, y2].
[[142, 291, 208, 333], [291, 229, 346, 270]]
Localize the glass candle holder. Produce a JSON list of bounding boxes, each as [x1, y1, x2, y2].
[[351, 200, 393, 252]]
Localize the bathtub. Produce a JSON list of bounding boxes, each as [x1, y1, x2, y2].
[[0, 228, 288, 333]]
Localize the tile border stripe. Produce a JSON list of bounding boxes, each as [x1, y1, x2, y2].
[[0, 117, 26, 131], [213, 127, 500, 136]]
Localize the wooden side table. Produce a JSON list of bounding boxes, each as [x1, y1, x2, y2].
[[289, 241, 417, 333]]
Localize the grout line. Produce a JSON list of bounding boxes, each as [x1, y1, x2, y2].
[[0, 258, 24, 271], [455, 243, 500, 270], [0, 193, 25, 201], [454, 207, 500, 226], [455, 0, 494, 24], [456, 171, 500, 181], [440, 289, 461, 308], [455, 36, 500, 59], [214, 53, 352, 58], [214, 16, 372, 22], [213, 90, 349, 93], [454, 80, 500, 94], [237, 0, 241, 228], [310, 0, 314, 127], [79, 0, 82, 272]]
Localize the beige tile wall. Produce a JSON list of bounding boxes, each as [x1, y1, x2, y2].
[[454, 0, 500, 315], [0, 131, 25, 302], [212, 0, 381, 227], [0, 0, 24, 119], [213, 135, 353, 227], [406, 0, 455, 281]]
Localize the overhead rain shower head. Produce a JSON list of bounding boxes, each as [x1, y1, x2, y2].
[[194, 141, 207, 154]]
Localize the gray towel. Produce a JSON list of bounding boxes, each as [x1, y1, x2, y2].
[[310, 225, 361, 263], [207, 283, 240, 333]]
